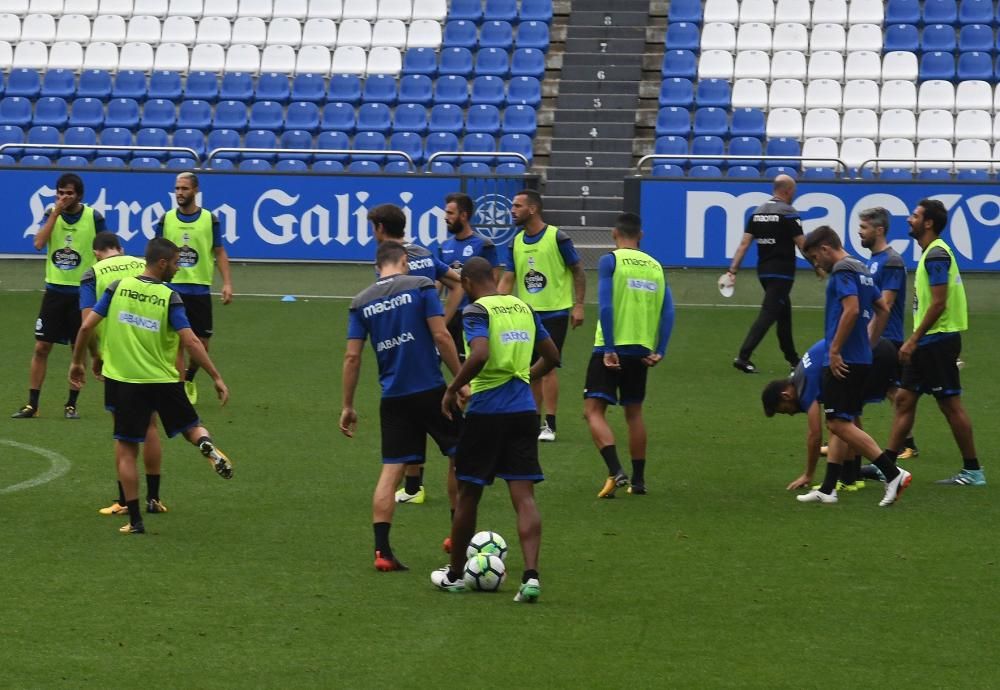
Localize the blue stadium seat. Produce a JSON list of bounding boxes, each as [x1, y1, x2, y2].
[[388, 131, 424, 165], [0, 125, 24, 157], [64, 126, 97, 159], [0, 98, 32, 128], [27, 126, 60, 158], [244, 129, 279, 161], [105, 99, 141, 130], [959, 0, 992, 24], [655, 107, 691, 137], [881, 168, 914, 180], [140, 99, 176, 130], [730, 108, 765, 138], [463, 133, 497, 163], [959, 51, 993, 79], [434, 75, 470, 105], [92, 156, 126, 168], [485, 0, 518, 23], [427, 160, 455, 173], [688, 165, 722, 178], [728, 136, 763, 167], [98, 127, 134, 159], [507, 76, 541, 107], [887, 0, 920, 23], [249, 101, 284, 131], [425, 131, 460, 163], [661, 50, 697, 79], [919, 168, 952, 180], [320, 102, 356, 133], [257, 72, 291, 104], [728, 166, 761, 178], [402, 47, 438, 76], [510, 48, 545, 78], [186, 71, 219, 102], [131, 156, 163, 169], [399, 74, 434, 105], [285, 101, 321, 133], [7, 69, 41, 99], [363, 74, 397, 104], [691, 135, 724, 167], [292, 73, 327, 103], [802, 167, 838, 180], [884, 24, 920, 52], [959, 24, 993, 52], [357, 103, 392, 134], [220, 72, 255, 102], [276, 159, 310, 171], [668, 0, 703, 24], [659, 78, 694, 107], [69, 98, 105, 130], [315, 130, 351, 162], [113, 70, 148, 101], [278, 129, 314, 161], [136, 127, 169, 160], [697, 79, 731, 109], [439, 47, 475, 77], [77, 70, 113, 101], [499, 132, 533, 163], [444, 20, 479, 49], [957, 168, 991, 180], [165, 156, 198, 170], [352, 131, 387, 162], [207, 158, 235, 170], [924, 0, 958, 24], [496, 161, 528, 173], [763, 165, 798, 179], [213, 100, 249, 132], [0, 154, 14, 166], [651, 163, 685, 178], [502, 105, 536, 135], [328, 75, 362, 105], [466, 104, 501, 134], [34, 97, 69, 128], [393, 103, 429, 134], [312, 159, 345, 172], [178, 100, 212, 130], [922, 24, 957, 52], [173, 128, 207, 160], [148, 72, 183, 101], [239, 158, 272, 171], [41, 69, 76, 100], [654, 135, 687, 166], [449, 0, 483, 22], [519, 0, 553, 24], [476, 48, 510, 77], [665, 22, 700, 51], [765, 138, 801, 169], [693, 107, 728, 137], [459, 161, 491, 174], [20, 154, 52, 167], [471, 76, 506, 106], [56, 155, 89, 168], [516, 21, 549, 51], [348, 160, 381, 173], [429, 103, 464, 133], [207, 129, 241, 159]]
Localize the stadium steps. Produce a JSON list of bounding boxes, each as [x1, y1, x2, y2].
[[635, 1, 670, 164]]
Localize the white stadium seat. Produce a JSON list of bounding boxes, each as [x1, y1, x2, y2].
[[956, 81, 992, 112], [994, 85, 1000, 113], [734, 50, 770, 80], [841, 108, 878, 140], [766, 107, 803, 139], [203, 0, 237, 17], [31, 0, 65, 12], [338, 18, 372, 48], [840, 137, 876, 172], [842, 80, 878, 112], [883, 52, 919, 82], [846, 24, 882, 53], [955, 110, 992, 140], [737, 23, 772, 52], [378, 0, 411, 21], [770, 50, 805, 80], [698, 50, 734, 80], [274, 0, 309, 19], [993, 141, 1000, 165], [732, 78, 768, 109], [810, 23, 845, 52], [12, 40, 48, 68], [260, 43, 295, 72], [367, 45, 401, 74], [878, 138, 916, 169], [224, 43, 260, 72], [406, 19, 440, 48], [802, 137, 840, 168], [769, 78, 804, 109], [232, 16, 267, 46], [302, 17, 337, 47], [701, 22, 736, 52], [881, 80, 916, 112], [844, 51, 881, 81], [331, 44, 366, 74], [83, 40, 118, 69], [880, 109, 917, 140], [126, 16, 161, 45], [804, 108, 840, 139], [919, 81, 955, 113], [0, 15, 21, 44], [7, 0, 28, 15], [56, 14, 91, 43], [92, 15, 126, 44], [168, 0, 202, 17], [118, 41, 154, 71], [133, 0, 168, 18], [739, 0, 774, 25], [917, 110, 955, 142], [161, 15, 196, 45], [99, 0, 134, 15], [372, 18, 406, 48], [703, 0, 739, 24], [806, 78, 842, 111], [812, 0, 847, 25], [64, 0, 99, 16], [308, 0, 343, 20], [154, 41, 189, 71], [295, 43, 331, 73], [954, 139, 991, 169], [190, 42, 224, 71], [808, 51, 844, 82], [342, 0, 377, 20], [238, 0, 272, 19], [267, 16, 302, 46], [21, 13, 56, 43], [197, 16, 231, 46], [849, 0, 884, 25], [411, 0, 446, 21], [48, 40, 83, 68], [772, 23, 807, 52], [775, 0, 809, 25], [916, 139, 953, 169], [0, 41, 12, 70]]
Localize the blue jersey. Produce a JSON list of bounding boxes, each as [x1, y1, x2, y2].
[[347, 275, 446, 399], [396, 242, 450, 282], [867, 246, 906, 344], [462, 303, 550, 415], [438, 232, 500, 310], [824, 256, 881, 365], [792, 339, 825, 412]]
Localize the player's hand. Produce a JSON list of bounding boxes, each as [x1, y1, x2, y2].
[[829, 351, 849, 379], [642, 353, 663, 368], [213, 377, 229, 406], [221, 284, 233, 305], [339, 407, 358, 437], [456, 384, 471, 410], [787, 474, 813, 491], [571, 303, 585, 329], [69, 363, 86, 388], [441, 389, 459, 420], [52, 194, 70, 215], [603, 351, 621, 370], [898, 338, 916, 364], [91, 356, 104, 381]]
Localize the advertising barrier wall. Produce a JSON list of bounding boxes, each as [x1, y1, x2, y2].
[[2, 169, 534, 264], [625, 178, 1000, 271]]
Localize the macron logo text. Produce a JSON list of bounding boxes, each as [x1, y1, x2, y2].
[[363, 293, 413, 318]]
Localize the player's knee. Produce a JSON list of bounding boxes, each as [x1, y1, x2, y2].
[[33, 341, 53, 357]]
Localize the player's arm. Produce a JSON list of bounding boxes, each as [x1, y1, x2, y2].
[[597, 253, 617, 368], [556, 232, 586, 328], [428, 314, 462, 377], [529, 310, 559, 380], [645, 285, 676, 367], [33, 206, 63, 251], [340, 338, 365, 437], [901, 257, 950, 363], [483, 243, 504, 284], [789, 400, 823, 490], [78, 275, 102, 364], [727, 231, 754, 279], [793, 233, 824, 278], [829, 294, 859, 379], [868, 294, 889, 347], [499, 269, 515, 295], [442, 334, 488, 420], [69, 309, 105, 387], [438, 268, 464, 324], [179, 328, 228, 404]]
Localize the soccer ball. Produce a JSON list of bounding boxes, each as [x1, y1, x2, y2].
[[463, 553, 507, 592], [466, 530, 508, 561]]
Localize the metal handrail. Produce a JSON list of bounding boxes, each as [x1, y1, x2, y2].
[[0, 142, 201, 160], [858, 157, 999, 174], [205, 147, 416, 170], [634, 153, 849, 173], [425, 151, 530, 168]]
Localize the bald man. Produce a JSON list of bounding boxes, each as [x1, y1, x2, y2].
[[727, 174, 806, 374]]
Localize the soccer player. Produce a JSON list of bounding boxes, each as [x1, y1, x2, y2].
[[431, 257, 560, 602], [438, 192, 503, 359], [858, 206, 919, 459], [762, 337, 901, 494], [583, 213, 675, 498], [368, 203, 464, 507], [799, 226, 910, 507], [69, 238, 234, 535], [887, 199, 984, 486], [340, 241, 466, 571], [499, 189, 586, 442], [727, 174, 805, 374], [79, 232, 167, 516], [154, 172, 233, 404], [13, 173, 104, 419]]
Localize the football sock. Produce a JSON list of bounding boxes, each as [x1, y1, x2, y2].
[[146, 474, 161, 501], [419, 466, 425, 485], [841, 456, 861, 485], [963, 457, 981, 471], [536, 414, 542, 430], [450, 509, 455, 521], [196, 435, 212, 447], [126, 499, 141, 525], [599, 445, 622, 476], [185, 366, 198, 383], [66, 389, 79, 407], [819, 462, 842, 495], [28, 389, 40, 409], [631, 459, 646, 484], [872, 451, 900, 481], [116, 481, 125, 505], [404, 474, 421, 495], [373, 522, 393, 559], [522, 569, 538, 584], [545, 414, 556, 432], [905, 436, 918, 450]]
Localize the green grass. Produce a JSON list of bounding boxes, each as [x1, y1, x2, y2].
[[2, 261, 999, 688]]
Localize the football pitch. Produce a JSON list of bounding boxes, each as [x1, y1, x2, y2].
[[2, 260, 999, 688]]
